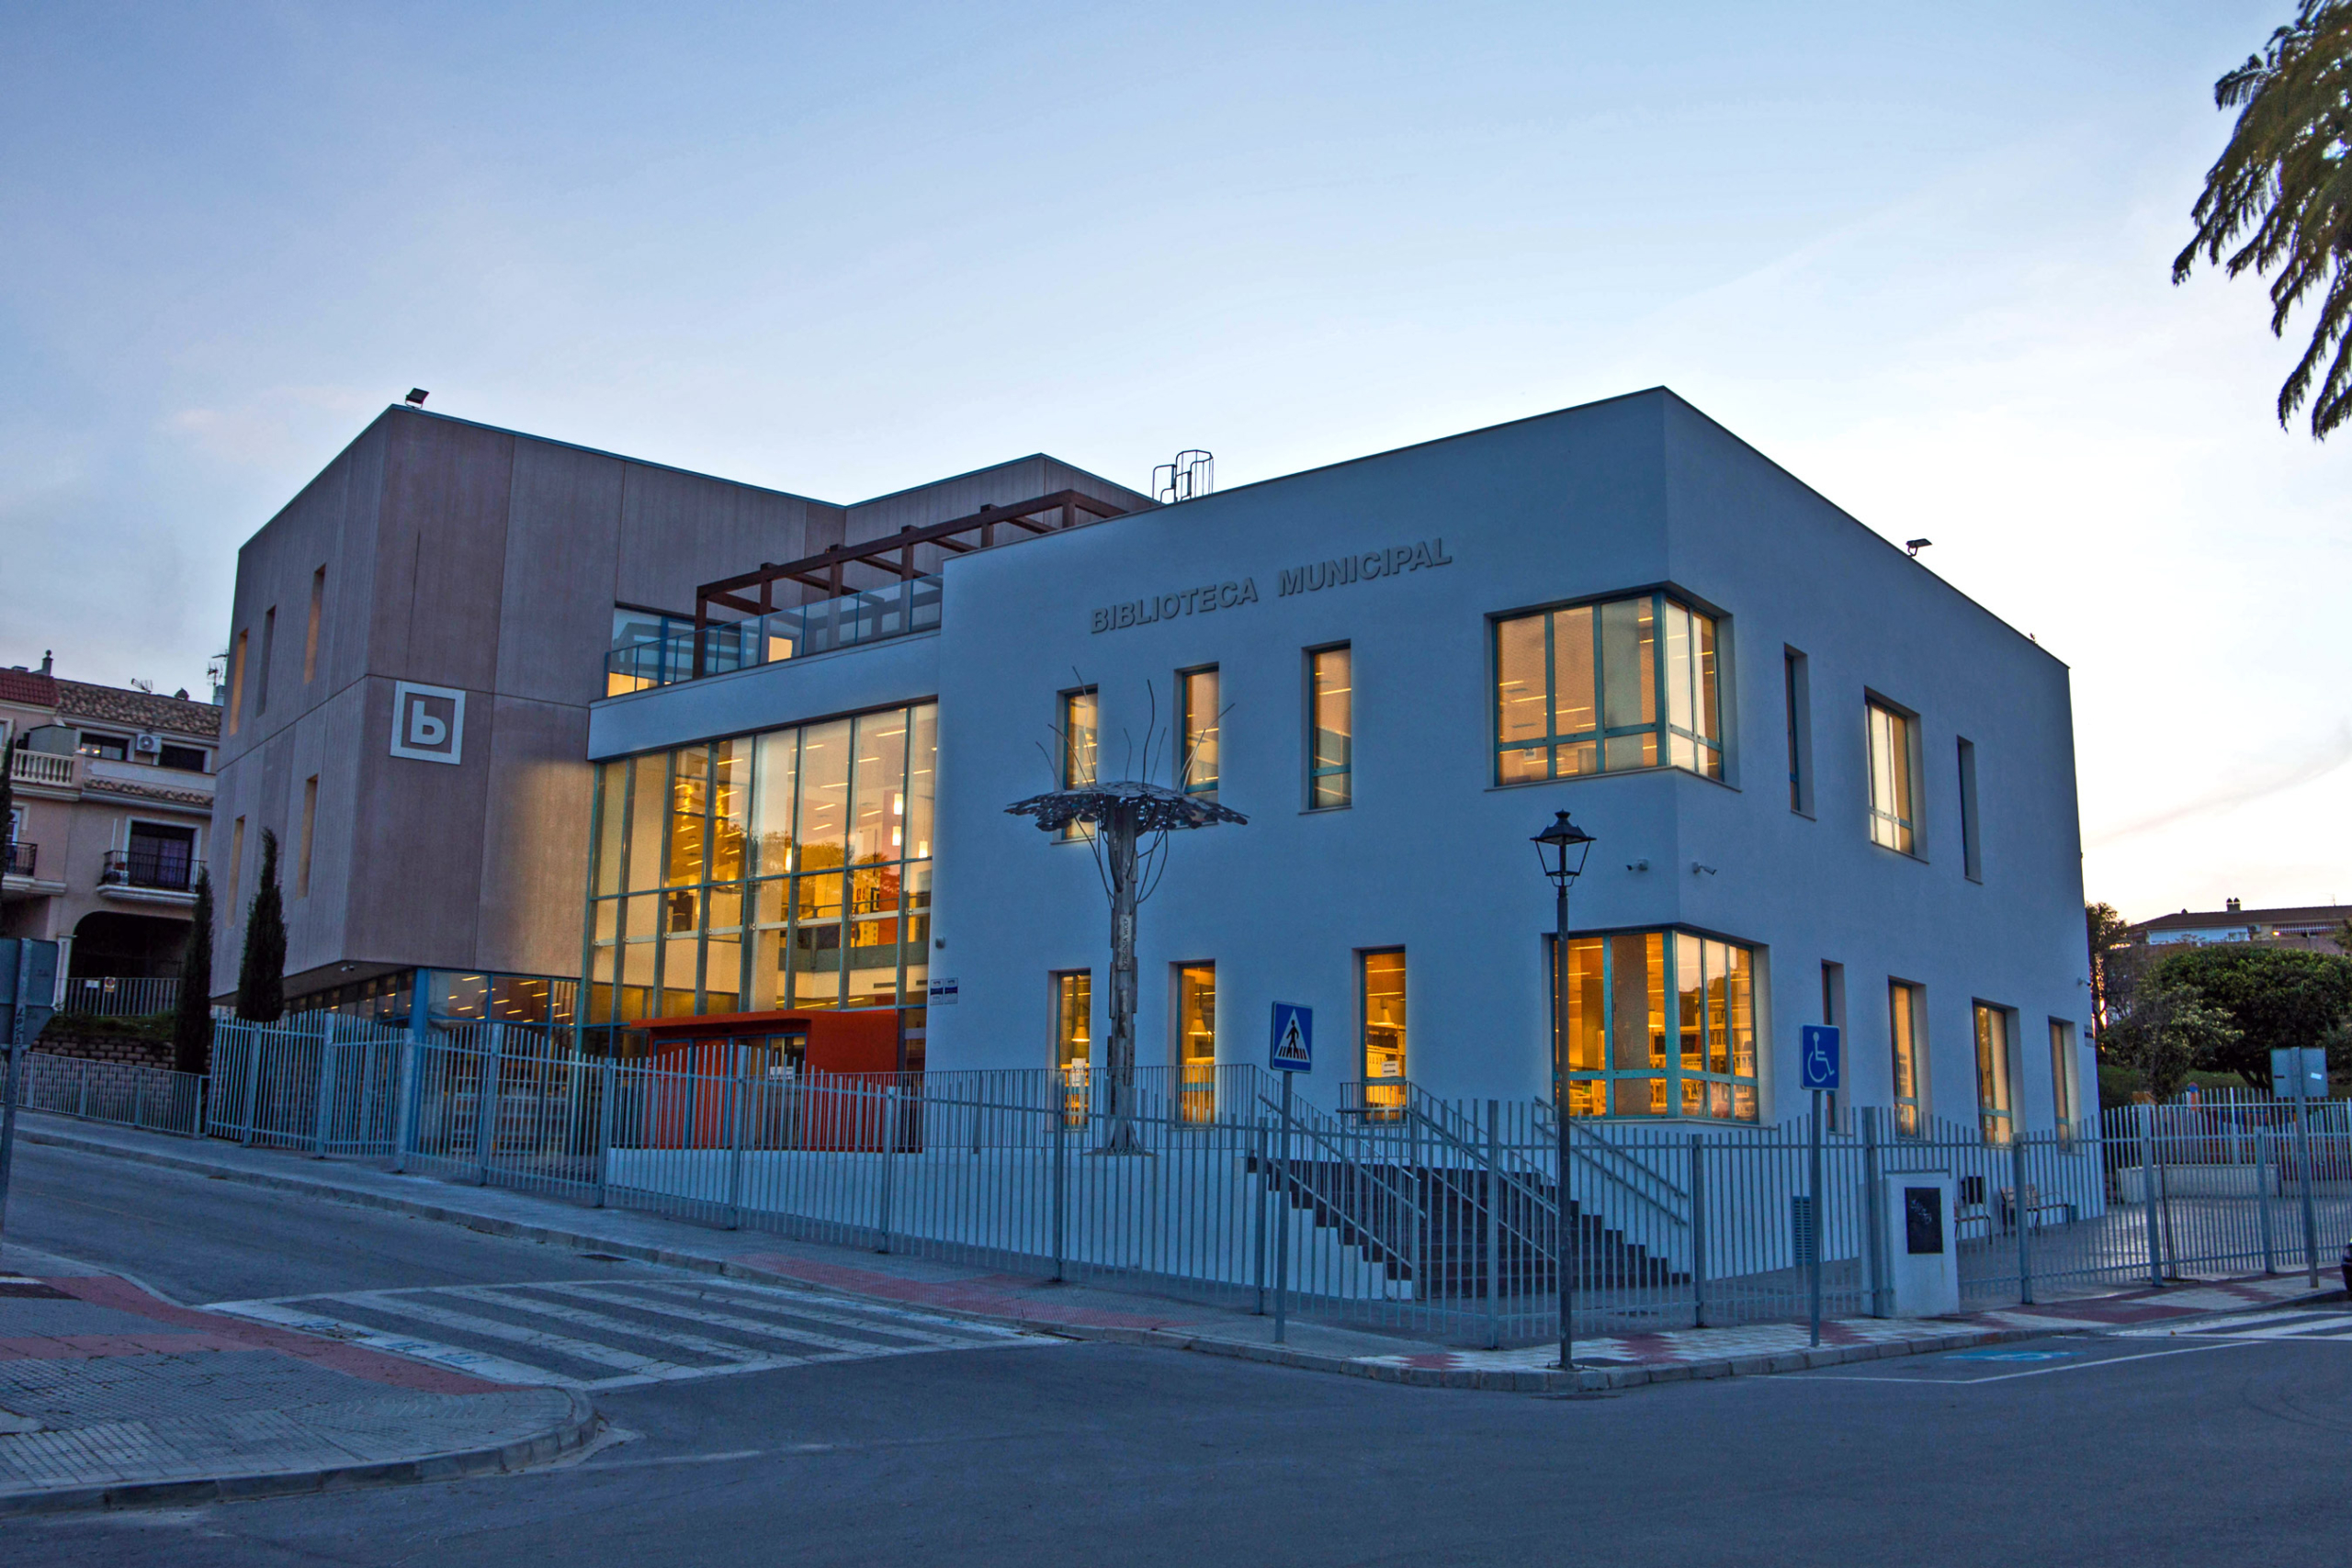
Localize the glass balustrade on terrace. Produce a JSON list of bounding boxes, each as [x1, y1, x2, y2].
[[605, 575, 941, 694]]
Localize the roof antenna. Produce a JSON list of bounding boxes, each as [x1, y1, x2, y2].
[[1152, 450, 1214, 504]]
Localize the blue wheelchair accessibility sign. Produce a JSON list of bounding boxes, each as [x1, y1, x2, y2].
[[1800, 1024, 1840, 1091]]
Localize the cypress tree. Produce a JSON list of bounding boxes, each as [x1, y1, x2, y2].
[[236, 829, 287, 1022], [172, 868, 215, 1074]]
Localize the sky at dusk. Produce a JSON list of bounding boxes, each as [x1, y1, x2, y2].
[[1, 2, 2343, 922]]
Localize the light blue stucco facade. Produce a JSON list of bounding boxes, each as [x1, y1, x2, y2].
[[588, 389, 2092, 1131]]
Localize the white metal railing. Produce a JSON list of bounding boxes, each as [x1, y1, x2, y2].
[[9, 750, 76, 787], [108, 1021, 2352, 1346], [58, 975, 180, 1017]]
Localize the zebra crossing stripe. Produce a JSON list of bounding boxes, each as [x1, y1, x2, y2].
[[311, 1291, 703, 1377], [535, 1282, 1011, 1353], [2126, 1310, 2352, 1341], [436, 1285, 821, 1367], [204, 1300, 592, 1387]]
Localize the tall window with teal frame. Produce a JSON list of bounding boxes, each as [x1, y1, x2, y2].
[[1496, 592, 1723, 784]]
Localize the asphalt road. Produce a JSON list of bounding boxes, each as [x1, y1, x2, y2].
[[8, 1141, 2351, 1567]]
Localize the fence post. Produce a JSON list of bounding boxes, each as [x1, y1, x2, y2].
[[2011, 1126, 2033, 1306], [390, 1031, 419, 1174], [1689, 1133, 1709, 1328], [594, 1051, 617, 1209], [1862, 1109, 1887, 1318], [311, 1019, 338, 1159], [2139, 1102, 2164, 1288], [2293, 1089, 2320, 1289], [1485, 1100, 1502, 1350], [874, 1083, 897, 1254], [725, 1041, 747, 1231], [2257, 1122, 2277, 1274], [1052, 1076, 1068, 1284], [1274, 1071, 1294, 1346], [239, 1029, 263, 1147], [475, 1022, 504, 1186]]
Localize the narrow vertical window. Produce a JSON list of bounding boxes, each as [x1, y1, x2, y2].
[[1974, 1003, 2014, 1145], [1784, 648, 1813, 816], [1360, 948, 1406, 1113], [2049, 1019, 2079, 1142], [256, 607, 276, 716], [227, 631, 247, 736], [1060, 687, 1097, 840], [1889, 980, 1926, 1135], [304, 567, 325, 683], [1308, 646, 1352, 808], [1957, 738, 1981, 882], [1867, 699, 1919, 854], [1178, 667, 1219, 799], [228, 816, 246, 913], [1820, 959, 1846, 1126], [1175, 962, 1216, 1122], [1054, 970, 1092, 1124], [298, 775, 318, 897]]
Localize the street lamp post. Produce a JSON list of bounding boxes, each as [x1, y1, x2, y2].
[[1532, 809, 1595, 1373]]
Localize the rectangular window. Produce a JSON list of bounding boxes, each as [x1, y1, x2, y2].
[[1560, 930, 1758, 1121], [78, 732, 129, 761], [1061, 687, 1097, 840], [1820, 959, 1846, 1127], [1308, 645, 1352, 808], [298, 775, 318, 897], [2050, 1019, 2080, 1141], [1175, 962, 1216, 1122], [256, 607, 276, 716], [1867, 699, 1919, 855], [1178, 667, 1219, 799], [124, 823, 196, 891], [227, 631, 246, 735], [1889, 980, 1927, 1135], [1974, 1003, 2015, 1145], [1054, 970, 1092, 1125], [228, 816, 246, 913], [304, 567, 325, 683], [1784, 648, 1813, 816], [1360, 948, 1407, 1113], [1957, 739, 1981, 882], [157, 744, 207, 773], [1495, 592, 1722, 784]]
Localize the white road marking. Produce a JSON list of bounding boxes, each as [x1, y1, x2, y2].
[[2120, 1308, 2352, 1342], [206, 1277, 1060, 1390], [1804, 1340, 2260, 1385]]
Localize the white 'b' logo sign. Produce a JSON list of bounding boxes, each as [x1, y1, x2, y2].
[[390, 682, 466, 765]]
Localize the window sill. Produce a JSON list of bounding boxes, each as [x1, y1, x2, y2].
[[1868, 840, 1930, 866], [1299, 804, 1351, 816], [1487, 765, 1738, 795]]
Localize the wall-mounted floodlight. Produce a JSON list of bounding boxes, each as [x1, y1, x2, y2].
[[406, 389, 429, 407], [1905, 538, 1931, 557]]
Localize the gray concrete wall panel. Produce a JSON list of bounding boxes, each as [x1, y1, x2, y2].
[[473, 696, 595, 979], [497, 442, 627, 705]]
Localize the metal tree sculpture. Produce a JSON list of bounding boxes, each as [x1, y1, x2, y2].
[[1005, 779, 1245, 1151]]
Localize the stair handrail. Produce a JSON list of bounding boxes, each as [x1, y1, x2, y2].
[[1256, 1089, 1428, 1274], [1525, 1098, 1693, 1231]]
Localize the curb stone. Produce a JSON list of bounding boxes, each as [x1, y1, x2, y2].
[[22, 1122, 2331, 1398], [0, 1390, 598, 1517]]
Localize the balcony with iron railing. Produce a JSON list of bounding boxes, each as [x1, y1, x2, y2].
[[100, 848, 202, 894], [3, 841, 33, 878]]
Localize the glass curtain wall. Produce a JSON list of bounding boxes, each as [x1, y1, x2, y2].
[[583, 703, 936, 1056], [1560, 930, 1758, 1121], [1496, 593, 1723, 784]]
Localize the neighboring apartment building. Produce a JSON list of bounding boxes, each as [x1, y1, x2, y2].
[[1, 656, 220, 994], [213, 400, 1150, 1031], [2128, 898, 2347, 954], [586, 389, 2094, 1142]]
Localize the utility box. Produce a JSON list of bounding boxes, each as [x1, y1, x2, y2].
[[1878, 1172, 1959, 1317]]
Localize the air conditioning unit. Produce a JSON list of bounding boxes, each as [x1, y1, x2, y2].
[[134, 733, 161, 755]]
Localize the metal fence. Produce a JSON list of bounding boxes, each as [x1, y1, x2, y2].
[[56, 975, 179, 1018], [18, 1052, 207, 1136], [40, 1018, 2352, 1348]]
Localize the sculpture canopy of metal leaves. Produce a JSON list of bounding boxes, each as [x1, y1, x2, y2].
[[1004, 780, 1248, 833]]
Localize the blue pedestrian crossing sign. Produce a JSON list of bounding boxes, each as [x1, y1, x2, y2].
[[1801, 1024, 1840, 1091], [1270, 1003, 1314, 1072]]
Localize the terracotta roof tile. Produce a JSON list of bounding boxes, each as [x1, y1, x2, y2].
[[53, 680, 221, 739], [0, 670, 58, 707]]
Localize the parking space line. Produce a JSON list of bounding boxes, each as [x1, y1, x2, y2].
[[1804, 1339, 2261, 1385]]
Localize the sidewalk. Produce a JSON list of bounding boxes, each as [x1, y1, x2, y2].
[[0, 1243, 594, 1515], [17, 1114, 2337, 1396]]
